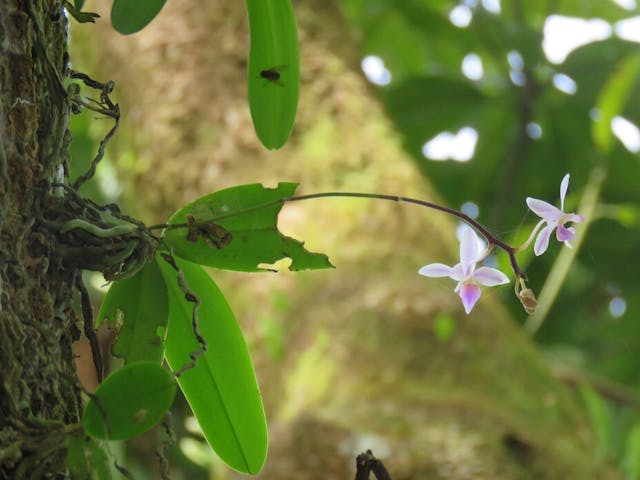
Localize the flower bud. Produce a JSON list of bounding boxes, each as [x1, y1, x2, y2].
[[518, 288, 537, 315]]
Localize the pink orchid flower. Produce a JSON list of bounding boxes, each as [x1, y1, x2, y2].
[[526, 174, 584, 256], [418, 227, 509, 314]]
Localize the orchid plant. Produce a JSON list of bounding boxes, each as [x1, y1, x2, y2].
[[157, 173, 584, 315], [418, 173, 584, 314]]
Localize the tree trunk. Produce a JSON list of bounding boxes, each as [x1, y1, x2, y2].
[[0, 1, 81, 477]]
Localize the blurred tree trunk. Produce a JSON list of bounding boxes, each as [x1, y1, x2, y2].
[[75, 1, 618, 478], [0, 1, 82, 478]]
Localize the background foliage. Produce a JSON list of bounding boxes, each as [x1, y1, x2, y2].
[[344, 0, 640, 474]]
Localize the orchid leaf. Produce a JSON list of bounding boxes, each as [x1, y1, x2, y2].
[[66, 435, 111, 480], [246, 0, 300, 149], [97, 260, 168, 364], [164, 182, 333, 272], [157, 256, 268, 474], [111, 0, 167, 35], [82, 362, 176, 441]]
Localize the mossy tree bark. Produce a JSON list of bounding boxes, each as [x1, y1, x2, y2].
[[0, 1, 81, 477]]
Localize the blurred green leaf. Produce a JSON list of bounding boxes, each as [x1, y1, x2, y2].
[[622, 423, 640, 480], [246, 0, 300, 149], [97, 260, 168, 364], [383, 76, 485, 148], [111, 0, 167, 35], [82, 362, 176, 441], [164, 182, 333, 272], [74, 0, 85, 9], [158, 256, 267, 474], [580, 384, 613, 461], [592, 53, 640, 153], [66, 435, 111, 480]]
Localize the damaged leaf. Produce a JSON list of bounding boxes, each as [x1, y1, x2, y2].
[[157, 256, 268, 474], [164, 182, 333, 272]]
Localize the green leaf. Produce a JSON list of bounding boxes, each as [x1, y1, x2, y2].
[[622, 423, 640, 480], [65, 2, 100, 24], [580, 384, 612, 461], [111, 0, 167, 35], [74, 0, 85, 9], [97, 260, 168, 364], [592, 52, 640, 153], [82, 362, 176, 441], [157, 256, 268, 474], [246, 0, 300, 149], [164, 182, 333, 272], [66, 435, 111, 480]]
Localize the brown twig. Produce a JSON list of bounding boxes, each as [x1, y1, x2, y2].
[[355, 450, 392, 480]]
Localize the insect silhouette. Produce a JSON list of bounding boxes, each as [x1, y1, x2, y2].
[[260, 65, 287, 86]]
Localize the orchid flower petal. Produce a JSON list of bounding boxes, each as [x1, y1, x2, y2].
[[449, 263, 466, 282], [418, 263, 453, 278], [559, 174, 570, 210], [459, 227, 481, 266], [566, 213, 584, 224], [526, 197, 562, 221], [473, 266, 510, 286], [534, 224, 554, 256], [459, 283, 481, 314], [556, 225, 575, 242]]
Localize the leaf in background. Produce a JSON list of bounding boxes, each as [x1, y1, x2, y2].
[[111, 0, 167, 35], [157, 256, 268, 474], [66, 435, 111, 480], [246, 0, 300, 149], [580, 384, 612, 461], [592, 52, 640, 153], [622, 423, 640, 480], [82, 362, 176, 441], [97, 260, 168, 364], [164, 182, 333, 272]]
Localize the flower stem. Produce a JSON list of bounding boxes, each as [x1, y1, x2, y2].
[[150, 190, 527, 280], [286, 192, 525, 279]]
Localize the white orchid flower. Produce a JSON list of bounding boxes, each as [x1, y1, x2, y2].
[[418, 227, 510, 314], [526, 174, 584, 256]]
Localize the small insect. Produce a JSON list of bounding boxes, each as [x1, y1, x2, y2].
[[259, 65, 287, 86]]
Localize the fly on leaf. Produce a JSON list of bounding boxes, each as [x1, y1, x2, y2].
[[260, 66, 287, 86]]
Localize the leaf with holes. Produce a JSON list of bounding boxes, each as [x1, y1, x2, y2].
[[157, 256, 267, 474], [164, 182, 333, 272], [111, 0, 167, 35], [97, 260, 168, 364], [82, 362, 176, 441], [246, 0, 300, 149]]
